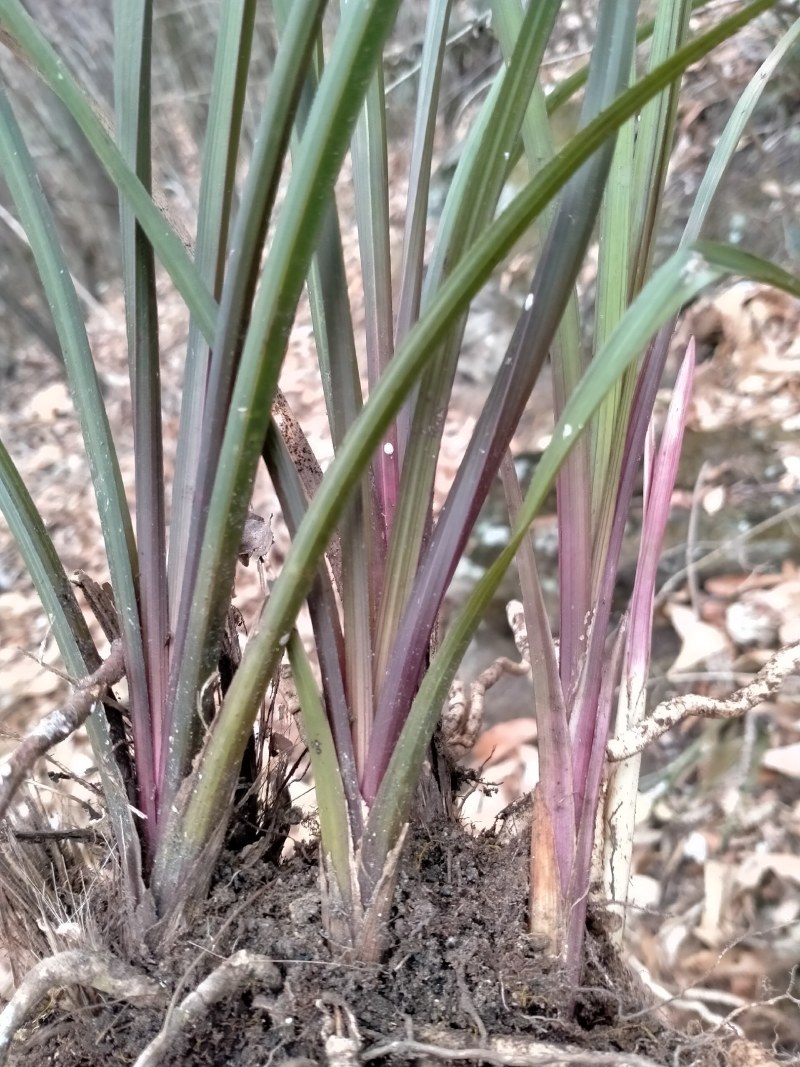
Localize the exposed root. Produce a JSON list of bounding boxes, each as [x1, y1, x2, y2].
[[0, 640, 126, 821], [0, 948, 162, 1065], [445, 656, 531, 764], [133, 950, 281, 1067], [314, 990, 673, 1067], [607, 639, 800, 761], [440, 598, 534, 761], [361, 1033, 670, 1066], [317, 993, 363, 1067]]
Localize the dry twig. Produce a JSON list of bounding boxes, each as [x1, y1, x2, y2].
[[0, 640, 126, 821], [607, 640, 800, 762]]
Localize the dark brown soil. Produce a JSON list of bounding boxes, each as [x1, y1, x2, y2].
[[8, 821, 731, 1067]]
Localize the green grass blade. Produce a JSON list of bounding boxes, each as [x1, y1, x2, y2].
[[348, 65, 394, 768], [298, 145, 374, 775], [272, 1, 361, 455], [492, 0, 584, 708], [359, 244, 747, 887], [351, 68, 393, 390], [262, 421, 361, 824], [156, 0, 779, 895], [364, 244, 800, 883], [0, 439, 145, 906], [300, 178, 376, 765], [162, 0, 328, 804], [394, 0, 452, 348], [176, 2, 322, 422], [153, 0, 403, 898], [591, 93, 635, 496], [695, 240, 800, 289], [365, 0, 641, 800], [0, 88, 157, 835], [630, 0, 691, 289], [682, 14, 800, 246], [548, 0, 637, 706], [491, 0, 555, 186], [590, 0, 692, 588], [169, 0, 257, 631], [276, 1, 378, 776], [114, 0, 168, 792], [544, 0, 707, 117], [286, 630, 353, 912], [389, 0, 452, 565], [188, 0, 326, 484], [351, 60, 394, 496], [375, 0, 562, 686], [274, 0, 782, 675], [0, 0, 215, 340], [305, 200, 363, 447]]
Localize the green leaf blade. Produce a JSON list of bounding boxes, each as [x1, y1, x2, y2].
[[0, 88, 157, 835]]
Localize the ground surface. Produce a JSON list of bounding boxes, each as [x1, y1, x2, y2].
[[1, 5, 800, 1065], [5, 824, 736, 1067]]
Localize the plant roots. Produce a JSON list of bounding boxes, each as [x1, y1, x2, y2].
[[133, 950, 281, 1067], [0, 640, 126, 822], [0, 948, 162, 1066], [607, 639, 800, 760]]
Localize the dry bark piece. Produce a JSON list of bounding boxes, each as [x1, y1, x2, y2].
[[72, 570, 121, 642], [272, 387, 343, 593]]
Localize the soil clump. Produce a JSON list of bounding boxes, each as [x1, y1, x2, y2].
[[8, 821, 727, 1066]]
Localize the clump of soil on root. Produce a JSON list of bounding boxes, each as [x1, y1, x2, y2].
[[9, 822, 727, 1066]]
